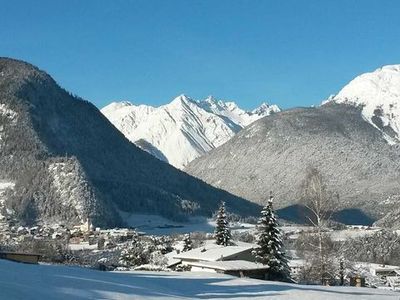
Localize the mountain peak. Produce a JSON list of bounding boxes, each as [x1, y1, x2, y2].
[[0, 57, 56, 96], [204, 95, 217, 103], [380, 64, 400, 72], [252, 102, 280, 116], [169, 94, 195, 107], [102, 95, 279, 168], [326, 64, 400, 143]]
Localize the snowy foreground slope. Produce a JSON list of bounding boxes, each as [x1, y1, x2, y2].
[[101, 95, 279, 168], [0, 260, 397, 300], [326, 65, 400, 143]]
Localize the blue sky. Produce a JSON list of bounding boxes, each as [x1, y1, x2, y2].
[[1, 0, 400, 110]]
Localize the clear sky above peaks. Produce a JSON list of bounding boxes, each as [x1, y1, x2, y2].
[[1, 0, 400, 110]]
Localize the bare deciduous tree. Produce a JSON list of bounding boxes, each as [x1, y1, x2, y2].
[[299, 167, 339, 285]]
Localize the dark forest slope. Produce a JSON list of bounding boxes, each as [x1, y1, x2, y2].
[[0, 58, 260, 227]]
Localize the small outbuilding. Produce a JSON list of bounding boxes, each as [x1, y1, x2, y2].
[[0, 252, 41, 264]]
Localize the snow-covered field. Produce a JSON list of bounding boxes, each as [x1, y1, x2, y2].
[[120, 213, 216, 235], [120, 213, 258, 235], [0, 260, 397, 300]]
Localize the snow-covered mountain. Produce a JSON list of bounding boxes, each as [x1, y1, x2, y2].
[[185, 103, 400, 227], [0, 58, 260, 227], [101, 95, 279, 169], [325, 65, 400, 144]]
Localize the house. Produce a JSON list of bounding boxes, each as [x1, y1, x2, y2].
[[172, 240, 269, 279], [187, 260, 269, 279], [73, 218, 93, 233], [164, 251, 182, 269], [288, 259, 304, 277], [370, 264, 400, 279], [173, 240, 255, 264], [0, 252, 41, 264], [348, 274, 366, 287]]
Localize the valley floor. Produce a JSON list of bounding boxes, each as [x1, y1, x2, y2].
[[0, 260, 398, 299]]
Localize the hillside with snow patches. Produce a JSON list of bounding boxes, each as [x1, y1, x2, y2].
[[101, 95, 279, 169], [325, 65, 400, 143]]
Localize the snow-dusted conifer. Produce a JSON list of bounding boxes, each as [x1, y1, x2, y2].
[[214, 201, 231, 246], [253, 192, 291, 281], [182, 233, 193, 252]]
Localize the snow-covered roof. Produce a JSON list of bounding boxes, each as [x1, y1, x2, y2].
[[173, 240, 255, 262], [288, 259, 304, 268], [187, 260, 268, 271], [365, 263, 400, 271], [164, 251, 181, 267]]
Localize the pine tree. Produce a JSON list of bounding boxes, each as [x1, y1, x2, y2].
[[214, 201, 232, 246], [253, 192, 291, 281], [182, 233, 193, 252]]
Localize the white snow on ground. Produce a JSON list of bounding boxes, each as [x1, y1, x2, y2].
[[326, 65, 400, 144], [119, 212, 216, 235], [0, 259, 397, 299], [101, 95, 279, 169], [120, 213, 386, 242], [329, 227, 381, 241], [0, 181, 14, 193], [68, 242, 98, 251], [0, 103, 17, 146], [119, 213, 257, 235], [0, 180, 14, 220], [0, 103, 17, 120]]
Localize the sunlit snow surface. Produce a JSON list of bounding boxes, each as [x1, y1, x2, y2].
[[0, 260, 397, 299]]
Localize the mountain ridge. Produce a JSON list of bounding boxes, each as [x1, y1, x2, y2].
[[101, 94, 279, 168], [185, 102, 400, 226]]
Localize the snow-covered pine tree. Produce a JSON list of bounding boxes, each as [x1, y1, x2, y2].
[[214, 201, 232, 246], [182, 233, 193, 252], [253, 192, 291, 281]]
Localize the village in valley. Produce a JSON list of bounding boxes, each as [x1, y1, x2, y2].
[[1, 191, 400, 293]]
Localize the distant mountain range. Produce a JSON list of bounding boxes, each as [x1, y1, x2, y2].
[[3, 58, 400, 229], [101, 95, 279, 169], [0, 58, 260, 227], [186, 65, 400, 227]]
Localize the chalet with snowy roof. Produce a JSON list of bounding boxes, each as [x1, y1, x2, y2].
[[172, 240, 269, 279], [173, 240, 255, 263]]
